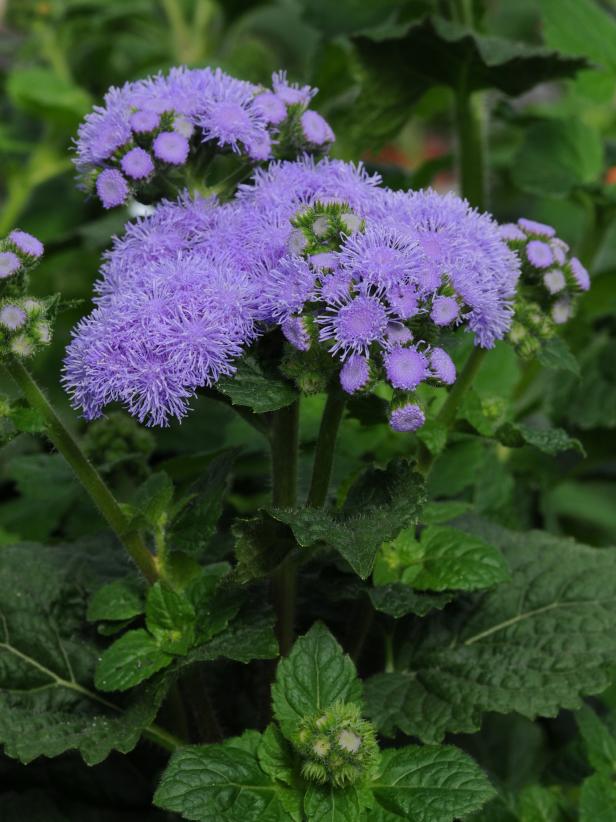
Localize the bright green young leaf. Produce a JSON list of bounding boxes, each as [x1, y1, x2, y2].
[[6, 67, 91, 124], [169, 449, 238, 557], [579, 773, 616, 822], [131, 472, 174, 530], [257, 724, 296, 787], [87, 578, 145, 623], [0, 541, 168, 765], [512, 118, 603, 197], [516, 784, 562, 822], [575, 704, 616, 775], [371, 745, 495, 821], [421, 501, 472, 524], [365, 520, 616, 742], [94, 629, 173, 692], [272, 459, 425, 578], [541, 0, 616, 75], [217, 353, 297, 413], [153, 743, 299, 821], [272, 623, 362, 739], [145, 582, 196, 655]]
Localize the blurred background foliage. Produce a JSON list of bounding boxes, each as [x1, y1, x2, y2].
[[1, 0, 616, 819]]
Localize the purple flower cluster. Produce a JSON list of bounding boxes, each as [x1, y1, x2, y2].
[[65, 156, 524, 430], [500, 218, 589, 328], [75, 67, 335, 209]]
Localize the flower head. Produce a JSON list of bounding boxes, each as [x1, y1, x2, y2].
[[301, 110, 335, 146], [96, 169, 129, 209], [121, 147, 154, 180], [318, 293, 389, 358], [389, 402, 425, 432], [9, 230, 44, 259], [153, 132, 190, 165], [340, 354, 370, 393], [0, 252, 21, 279], [384, 346, 428, 390]]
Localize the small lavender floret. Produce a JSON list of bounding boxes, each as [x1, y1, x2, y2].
[[543, 269, 566, 294], [526, 240, 554, 269], [0, 252, 22, 278], [518, 218, 556, 238], [430, 295, 459, 326], [310, 252, 337, 269], [253, 91, 287, 125], [340, 354, 370, 394], [390, 403, 425, 432], [9, 230, 44, 258], [153, 131, 190, 165], [272, 71, 316, 106], [429, 347, 456, 385], [121, 147, 154, 180], [129, 110, 160, 133], [301, 110, 335, 146], [0, 304, 26, 329], [569, 257, 590, 291], [386, 322, 413, 345], [282, 316, 311, 351], [384, 346, 428, 390], [318, 294, 389, 358], [499, 223, 526, 242], [96, 169, 129, 209]]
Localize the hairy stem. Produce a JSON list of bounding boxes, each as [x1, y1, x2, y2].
[[270, 401, 300, 656], [307, 387, 347, 508], [4, 360, 159, 584]]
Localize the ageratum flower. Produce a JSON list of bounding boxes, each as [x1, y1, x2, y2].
[[74, 67, 335, 208], [500, 217, 590, 355]]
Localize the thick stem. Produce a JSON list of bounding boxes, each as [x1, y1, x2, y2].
[[270, 401, 300, 656], [5, 360, 159, 584], [417, 346, 487, 473], [307, 387, 347, 508], [454, 87, 486, 210]]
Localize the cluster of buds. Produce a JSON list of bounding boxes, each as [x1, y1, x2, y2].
[[500, 218, 590, 357], [293, 702, 379, 787], [0, 230, 52, 360], [82, 411, 155, 480]]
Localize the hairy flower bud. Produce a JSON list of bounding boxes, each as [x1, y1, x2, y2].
[[293, 702, 379, 787]]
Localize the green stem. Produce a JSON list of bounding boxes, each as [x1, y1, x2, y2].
[[306, 387, 347, 508], [349, 596, 374, 664], [4, 360, 159, 584], [417, 346, 487, 473], [270, 401, 300, 656], [454, 87, 486, 210]]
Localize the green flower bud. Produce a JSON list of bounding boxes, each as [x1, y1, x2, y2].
[[292, 702, 379, 787]]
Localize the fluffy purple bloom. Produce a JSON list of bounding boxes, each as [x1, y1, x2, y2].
[[272, 71, 316, 107], [258, 256, 316, 322], [384, 346, 428, 390], [339, 227, 420, 291], [153, 132, 189, 165], [130, 110, 160, 133], [526, 240, 553, 269], [499, 223, 526, 242], [340, 354, 370, 393], [318, 294, 389, 358], [75, 86, 134, 165], [197, 70, 269, 156], [9, 230, 44, 258], [96, 169, 129, 209], [543, 269, 566, 294], [301, 110, 334, 146], [121, 147, 154, 180], [0, 304, 26, 329], [253, 91, 287, 125], [431, 295, 459, 326], [518, 218, 555, 238], [310, 252, 338, 269], [569, 257, 590, 291], [282, 316, 311, 351], [429, 347, 456, 385], [388, 285, 419, 320], [390, 403, 425, 432], [0, 252, 22, 278], [386, 321, 413, 345]]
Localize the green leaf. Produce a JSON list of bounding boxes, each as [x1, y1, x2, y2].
[[350, 15, 585, 150], [6, 67, 91, 125], [153, 743, 299, 821], [233, 511, 295, 583], [541, 0, 616, 75], [258, 724, 296, 787], [516, 785, 562, 822], [169, 449, 238, 557], [512, 118, 603, 197], [0, 541, 168, 765], [303, 784, 372, 821], [496, 423, 584, 457], [368, 584, 454, 619], [94, 630, 173, 692], [131, 472, 174, 529], [538, 337, 580, 376], [416, 419, 448, 456], [371, 745, 495, 821], [404, 526, 509, 592], [579, 774, 616, 822], [575, 704, 616, 775], [365, 520, 616, 742], [86, 578, 144, 623], [145, 582, 196, 655], [272, 623, 362, 739], [272, 459, 425, 578], [217, 354, 297, 413], [421, 501, 472, 524], [299, 0, 408, 38], [185, 602, 279, 666]]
